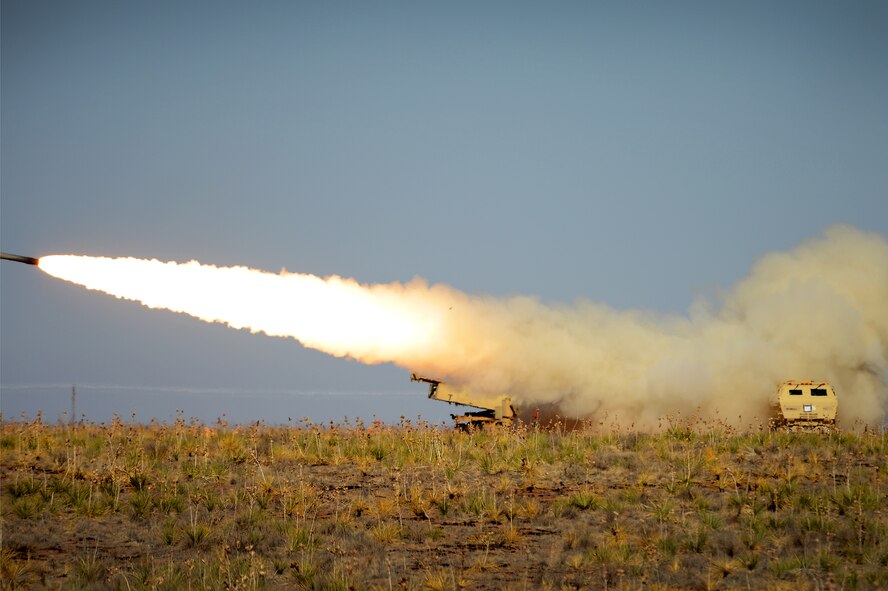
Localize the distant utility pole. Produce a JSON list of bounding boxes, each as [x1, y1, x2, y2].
[[71, 384, 77, 425]]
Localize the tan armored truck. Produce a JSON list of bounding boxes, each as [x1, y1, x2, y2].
[[411, 374, 516, 429], [769, 380, 838, 433]]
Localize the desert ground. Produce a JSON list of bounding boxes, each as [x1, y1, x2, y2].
[[1, 414, 886, 590]]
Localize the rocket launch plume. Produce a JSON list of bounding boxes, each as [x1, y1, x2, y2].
[[37, 225, 888, 428]]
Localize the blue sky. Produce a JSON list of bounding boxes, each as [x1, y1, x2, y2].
[[2, 1, 886, 424]]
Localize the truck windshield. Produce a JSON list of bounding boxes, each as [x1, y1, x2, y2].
[[811, 388, 828, 396], [789, 389, 802, 396]]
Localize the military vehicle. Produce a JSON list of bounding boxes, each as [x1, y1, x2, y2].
[[769, 380, 838, 433], [411, 374, 516, 429]]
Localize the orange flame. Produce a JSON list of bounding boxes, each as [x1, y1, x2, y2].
[[38, 255, 443, 363]]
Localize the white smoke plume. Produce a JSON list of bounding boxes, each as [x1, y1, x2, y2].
[[38, 225, 888, 428]]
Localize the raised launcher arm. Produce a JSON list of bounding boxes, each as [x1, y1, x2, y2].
[[411, 374, 516, 429]]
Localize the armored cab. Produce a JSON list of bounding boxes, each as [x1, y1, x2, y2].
[[770, 381, 838, 433], [411, 374, 516, 429]]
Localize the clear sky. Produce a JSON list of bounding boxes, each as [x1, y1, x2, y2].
[[2, 1, 887, 424]]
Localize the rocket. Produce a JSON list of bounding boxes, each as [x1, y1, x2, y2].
[[0, 252, 40, 266]]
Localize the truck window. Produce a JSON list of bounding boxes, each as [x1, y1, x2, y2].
[[789, 389, 803, 396], [811, 388, 828, 396]]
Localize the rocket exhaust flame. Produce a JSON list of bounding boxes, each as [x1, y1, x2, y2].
[[34, 225, 888, 428], [37, 255, 442, 362]]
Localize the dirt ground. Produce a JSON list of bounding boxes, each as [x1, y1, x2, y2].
[[2, 419, 887, 590]]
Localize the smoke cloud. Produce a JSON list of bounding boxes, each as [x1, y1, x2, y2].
[[39, 225, 888, 428]]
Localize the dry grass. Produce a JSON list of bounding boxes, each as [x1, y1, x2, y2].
[[1, 412, 887, 590]]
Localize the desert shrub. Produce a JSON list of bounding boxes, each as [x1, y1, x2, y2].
[[684, 528, 709, 553], [156, 492, 185, 515], [10, 496, 43, 519], [130, 489, 153, 519], [568, 490, 602, 511], [6, 478, 41, 499]]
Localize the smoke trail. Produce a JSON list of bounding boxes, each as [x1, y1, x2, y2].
[[38, 225, 888, 427]]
